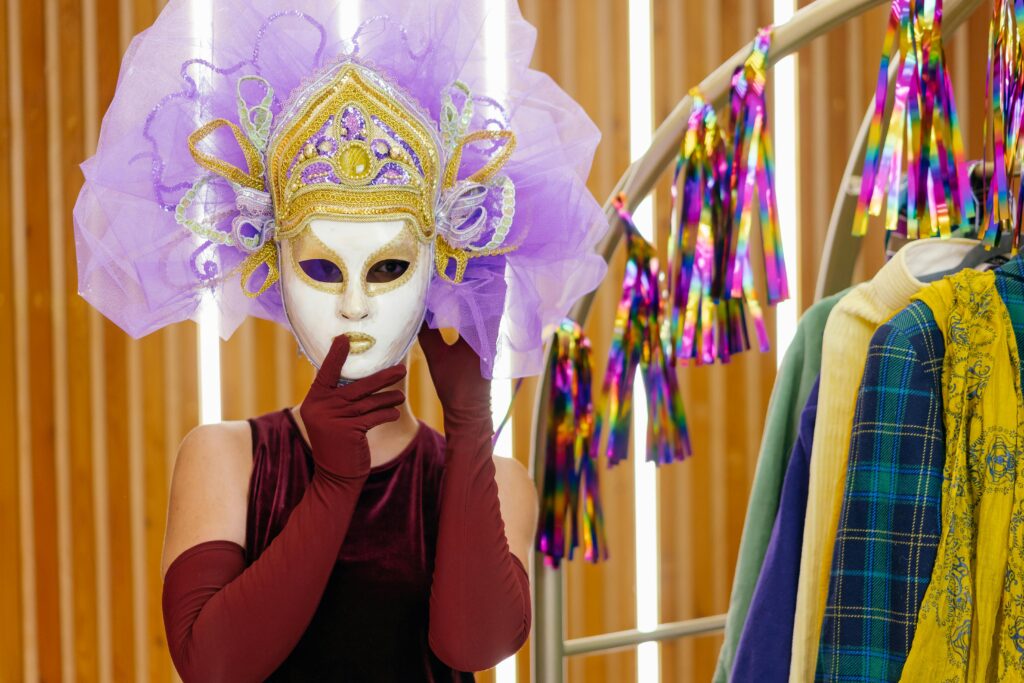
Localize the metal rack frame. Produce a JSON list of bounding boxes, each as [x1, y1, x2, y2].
[[528, 0, 985, 678]]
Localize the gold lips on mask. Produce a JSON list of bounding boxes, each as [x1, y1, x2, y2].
[[344, 332, 375, 354]]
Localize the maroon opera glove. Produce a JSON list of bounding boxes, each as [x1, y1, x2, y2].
[[162, 335, 406, 682], [419, 325, 532, 671]]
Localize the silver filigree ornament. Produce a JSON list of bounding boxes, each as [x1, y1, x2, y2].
[[231, 185, 276, 253], [436, 176, 515, 251], [434, 81, 516, 259], [175, 76, 277, 255]]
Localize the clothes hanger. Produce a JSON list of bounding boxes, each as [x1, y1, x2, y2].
[[914, 161, 1020, 282]]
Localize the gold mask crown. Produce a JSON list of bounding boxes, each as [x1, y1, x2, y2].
[[181, 61, 517, 298], [266, 63, 441, 240]]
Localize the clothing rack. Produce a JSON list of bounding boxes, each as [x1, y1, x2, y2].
[[527, 0, 986, 679]]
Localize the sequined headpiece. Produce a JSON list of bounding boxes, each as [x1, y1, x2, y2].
[[74, 2, 608, 380], [185, 60, 517, 298]]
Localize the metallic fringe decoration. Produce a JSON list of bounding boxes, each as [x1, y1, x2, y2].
[[854, 0, 971, 240], [667, 90, 735, 365], [536, 319, 607, 568], [665, 26, 787, 365], [727, 26, 787, 352], [982, 0, 1024, 249], [591, 195, 691, 469]]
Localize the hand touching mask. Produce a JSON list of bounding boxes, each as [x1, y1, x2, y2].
[[280, 218, 432, 380]]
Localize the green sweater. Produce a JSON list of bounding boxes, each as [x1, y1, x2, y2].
[[713, 290, 846, 682]]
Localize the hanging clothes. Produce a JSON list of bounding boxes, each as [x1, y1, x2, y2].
[[789, 238, 979, 682], [819, 257, 1024, 681], [816, 298, 947, 682], [899, 267, 1024, 682], [714, 292, 845, 683], [731, 378, 820, 683]]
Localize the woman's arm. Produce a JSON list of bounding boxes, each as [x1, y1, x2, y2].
[[493, 455, 540, 570], [162, 436, 368, 682], [161, 336, 405, 682], [419, 327, 536, 672]]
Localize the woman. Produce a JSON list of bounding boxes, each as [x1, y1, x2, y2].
[[160, 324, 537, 679], [73, 1, 607, 679]]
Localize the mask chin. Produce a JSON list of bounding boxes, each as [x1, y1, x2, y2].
[[277, 218, 433, 383], [330, 301, 427, 380]]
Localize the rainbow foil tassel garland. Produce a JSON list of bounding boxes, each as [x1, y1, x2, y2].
[[559, 25, 789, 566], [981, 0, 1024, 248], [726, 26, 788, 351], [854, 0, 971, 240], [665, 26, 788, 365], [592, 195, 691, 469], [667, 90, 736, 365], [537, 319, 607, 568]]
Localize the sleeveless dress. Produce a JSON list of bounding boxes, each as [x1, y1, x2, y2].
[[245, 408, 475, 682]]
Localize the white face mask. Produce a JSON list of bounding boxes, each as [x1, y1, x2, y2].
[[279, 218, 433, 381]]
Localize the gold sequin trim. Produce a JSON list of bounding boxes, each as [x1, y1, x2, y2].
[[362, 223, 421, 296], [285, 222, 421, 297], [286, 226, 350, 295]]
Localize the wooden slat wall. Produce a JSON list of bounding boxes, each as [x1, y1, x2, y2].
[[2, 1, 194, 682], [0, 1, 997, 681]]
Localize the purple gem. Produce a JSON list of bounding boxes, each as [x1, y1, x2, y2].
[[341, 106, 365, 139]]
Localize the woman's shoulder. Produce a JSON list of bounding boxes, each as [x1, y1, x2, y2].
[[182, 418, 253, 449], [177, 419, 256, 478]]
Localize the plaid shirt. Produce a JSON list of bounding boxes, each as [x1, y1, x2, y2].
[[817, 258, 1024, 682]]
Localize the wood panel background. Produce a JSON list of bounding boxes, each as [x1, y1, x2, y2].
[[0, 0, 995, 681]]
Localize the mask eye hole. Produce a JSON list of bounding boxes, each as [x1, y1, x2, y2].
[[367, 259, 410, 283], [298, 258, 344, 284]]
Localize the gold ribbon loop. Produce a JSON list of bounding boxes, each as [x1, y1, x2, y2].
[[238, 240, 280, 298], [435, 236, 470, 284], [188, 118, 267, 191], [434, 234, 520, 285], [442, 129, 517, 190]]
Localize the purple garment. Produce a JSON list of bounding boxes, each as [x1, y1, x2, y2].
[[731, 378, 819, 682], [245, 408, 473, 681]]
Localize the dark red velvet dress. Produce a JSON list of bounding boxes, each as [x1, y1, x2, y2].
[[245, 408, 475, 682]]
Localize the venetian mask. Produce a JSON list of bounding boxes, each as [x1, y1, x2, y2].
[[278, 218, 432, 380]]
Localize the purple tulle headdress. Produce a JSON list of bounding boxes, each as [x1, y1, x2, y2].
[[74, 0, 607, 378]]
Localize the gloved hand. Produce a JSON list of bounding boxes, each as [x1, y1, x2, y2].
[[299, 334, 407, 479], [417, 324, 490, 428]]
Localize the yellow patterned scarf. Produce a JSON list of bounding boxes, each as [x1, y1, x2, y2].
[[900, 269, 1024, 682]]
